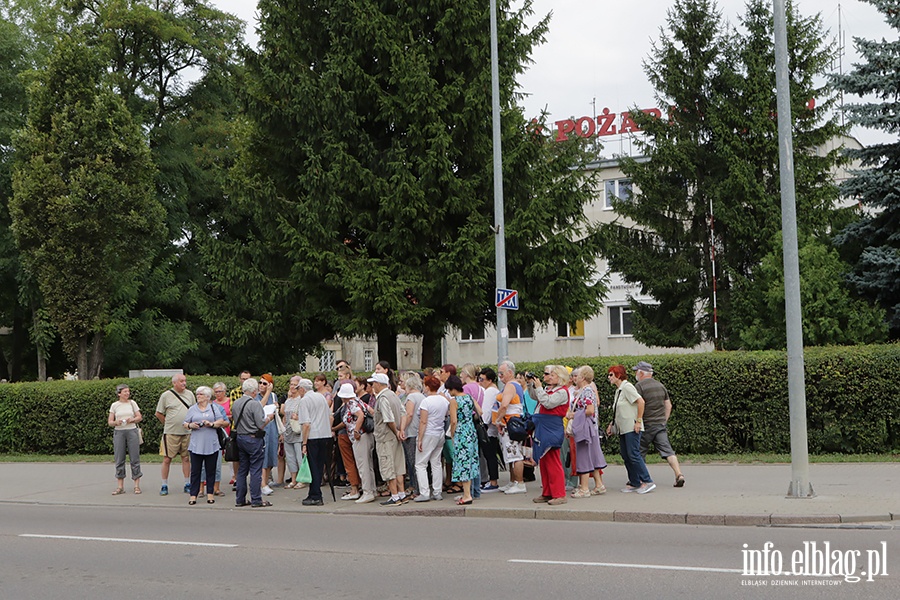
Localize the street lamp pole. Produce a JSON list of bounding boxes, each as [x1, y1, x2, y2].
[[773, 0, 813, 498], [490, 0, 508, 364]]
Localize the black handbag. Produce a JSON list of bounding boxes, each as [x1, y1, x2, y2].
[[361, 404, 375, 433], [213, 404, 228, 448], [473, 413, 489, 446], [506, 415, 528, 442]]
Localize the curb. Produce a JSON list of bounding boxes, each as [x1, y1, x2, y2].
[[3, 498, 895, 527]]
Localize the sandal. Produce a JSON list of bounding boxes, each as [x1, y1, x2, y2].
[[112, 488, 125, 495], [674, 474, 686, 488], [445, 484, 463, 494], [133, 487, 142, 495], [188, 500, 197, 505], [571, 488, 590, 498], [456, 498, 473, 505], [591, 485, 607, 495], [214, 490, 226, 496], [284, 482, 296, 489], [207, 499, 215, 504]]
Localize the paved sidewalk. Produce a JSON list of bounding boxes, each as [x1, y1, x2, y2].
[[2, 461, 898, 526]]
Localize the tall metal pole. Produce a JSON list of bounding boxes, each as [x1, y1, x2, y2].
[[773, 0, 813, 498], [490, 0, 508, 364]]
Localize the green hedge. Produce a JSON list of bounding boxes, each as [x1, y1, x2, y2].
[[516, 344, 900, 454], [2, 345, 899, 455], [0, 375, 296, 455]]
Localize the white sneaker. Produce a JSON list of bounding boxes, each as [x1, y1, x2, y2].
[[498, 482, 514, 492], [341, 491, 360, 501], [504, 481, 526, 495], [261, 485, 274, 496], [636, 482, 657, 495], [355, 492, 376, 504]]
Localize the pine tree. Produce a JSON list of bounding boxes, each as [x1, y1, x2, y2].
[[831, 0, 900, 338], [201, 0, 605, 367], [602, 0, 847, 349]]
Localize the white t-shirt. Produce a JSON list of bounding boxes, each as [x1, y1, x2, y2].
[[109, 400, 139, 431], [418, 394, 450, 437], [481, 386, 500, 425]]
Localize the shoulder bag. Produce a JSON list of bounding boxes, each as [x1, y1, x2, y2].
[[129, 401, 144, 445], [223, 403, 246, 462]]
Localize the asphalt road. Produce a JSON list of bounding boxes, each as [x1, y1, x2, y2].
[[1, 504, 897, 599]]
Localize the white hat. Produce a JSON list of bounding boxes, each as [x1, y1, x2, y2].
[[337, 383, 356, 398], [367, 372, 390, 385]]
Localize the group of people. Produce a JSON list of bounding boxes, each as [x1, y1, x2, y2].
[[108, 358, 686, 508]]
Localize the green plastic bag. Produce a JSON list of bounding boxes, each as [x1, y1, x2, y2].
[[298, 455, 312, 484]]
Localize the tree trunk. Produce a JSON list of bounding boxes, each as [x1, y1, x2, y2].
[[88, 331, 104, 379], [76, 337, 88, 380], [420, 327, 437, 369], [36, 347, 46, 382], [376, 323, 397, 370]]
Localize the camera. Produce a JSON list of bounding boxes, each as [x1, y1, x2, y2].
[[524, 371, 536, 380]]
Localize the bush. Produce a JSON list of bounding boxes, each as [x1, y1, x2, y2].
[[2, 345, 899, 455], [515, 344, 900, 454], [0, 374, 296, 455]]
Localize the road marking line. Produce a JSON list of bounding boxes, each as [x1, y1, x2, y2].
[[19, 534, 237, 548], [509, 559, 742, 574]]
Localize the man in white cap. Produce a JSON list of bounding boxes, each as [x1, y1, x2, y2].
[[297, 378, 332, 505], [634, 361, 685, 487], [369, 372, 408, 506]]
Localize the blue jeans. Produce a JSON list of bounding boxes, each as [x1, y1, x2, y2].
[[619, 431, 652, 487], [236, 434, 265, 505]]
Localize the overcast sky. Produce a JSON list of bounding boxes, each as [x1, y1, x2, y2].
[[211, 0, 895, 147]]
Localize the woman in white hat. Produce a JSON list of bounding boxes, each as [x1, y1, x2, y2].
[[339, 382, 376, 503]]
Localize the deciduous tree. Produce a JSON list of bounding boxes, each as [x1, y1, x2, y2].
[[11, 34, 165, 378]]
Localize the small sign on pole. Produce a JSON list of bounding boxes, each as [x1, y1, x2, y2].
[[495, 288, 519, 310]]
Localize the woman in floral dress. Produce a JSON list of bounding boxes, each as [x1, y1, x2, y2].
[[446, 375, 482, 505]]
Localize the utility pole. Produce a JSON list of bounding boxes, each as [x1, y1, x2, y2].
[[774, 0, 814, 498], [490, 0, 508, 364]]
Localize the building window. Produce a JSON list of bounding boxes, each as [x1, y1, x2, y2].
[[604, 178, 633, 209], [508, 317, 534, 340], [298, 358, 307, 373], [460, 326, 485, 341], [320, 350, 336, 372], [609, 305, 633, 336], [556, 320, 585, 338], [364, 349, 374, 372]]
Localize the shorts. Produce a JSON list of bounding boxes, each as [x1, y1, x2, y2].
[[640, 423, 676, 458], [499, 431, 524, 464], [376, 437, 406, 480], [160, 434, 190, 460]]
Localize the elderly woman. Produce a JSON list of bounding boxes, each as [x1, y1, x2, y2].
[[344, 382, 377, 504], [606, 365, 655, 493], [183, 385, 229, 505], [414, 375, 450, 502], [281, 376, 305, 489], [567, 366, 607, 497], [526, 365, 571, 505], [108, 384, 143, 495], [202, 382, 232, 496], [399, 372, 425, 495], [333, 380, 361, 500], [257, 374, 279, 496], [447, 375, 481, 505]]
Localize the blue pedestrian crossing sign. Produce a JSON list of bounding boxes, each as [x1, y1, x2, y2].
[[496, 288, 519, 310]]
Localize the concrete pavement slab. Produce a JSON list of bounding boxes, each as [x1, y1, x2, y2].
[[1, 460, 897, 526]]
